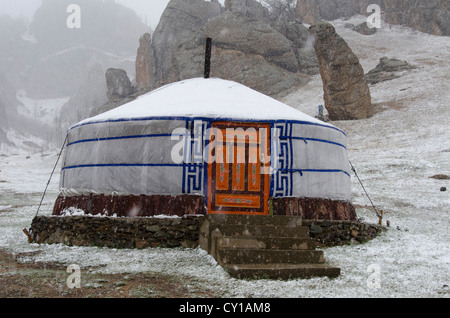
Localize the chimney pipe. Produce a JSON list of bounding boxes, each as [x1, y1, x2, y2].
[[204, 37, 212, 79]]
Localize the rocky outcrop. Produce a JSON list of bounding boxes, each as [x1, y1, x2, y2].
[[136, 0, 317, 98], [135, 33, 154, 91], [203, 11, 309, 96], [383, 0, 449, 36], [296, 0, 450, 36], [297, 0, 371, 24], [344, 21, 377, 35], [352, 21, 377, 35], [365, 57, 416, 85], [310, 23, 372, 120], [105, 68, 136, 101], [224, 0, 271, 19], [151, 0, 223, 87]]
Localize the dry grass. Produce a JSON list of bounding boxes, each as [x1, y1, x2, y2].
[[0, 249, 218, 298]]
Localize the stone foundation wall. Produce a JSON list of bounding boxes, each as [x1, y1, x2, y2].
[[302, 220, 385, 247], [31, 215, 203, 249], [30, 215, 384, 249]]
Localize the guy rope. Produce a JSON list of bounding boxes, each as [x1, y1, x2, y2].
[[349, 160, 383, 224], [23, 134, 68, 242]]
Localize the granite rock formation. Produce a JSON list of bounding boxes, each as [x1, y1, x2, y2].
[[310, 23, 372, 120], [135, 33, 154, 92], [135, 0, 317, 98]]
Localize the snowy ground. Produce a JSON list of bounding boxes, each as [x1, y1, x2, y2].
[[0, 17, 449, 298]]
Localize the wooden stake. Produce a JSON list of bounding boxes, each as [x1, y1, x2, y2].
[[23, 228, 33, 243], [378, 209, 384, 226]]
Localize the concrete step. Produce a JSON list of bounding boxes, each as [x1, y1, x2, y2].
[[213, 224, 310, 238], [216, 236, 318, 250], [217, 248, 324, 265], [223, 263, 341, 280]]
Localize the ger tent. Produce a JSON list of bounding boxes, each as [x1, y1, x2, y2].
[[53, 78, 355, 220]]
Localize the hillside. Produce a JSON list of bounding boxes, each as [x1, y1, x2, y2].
[[0, 14, 449, 298], [0, 0, 151, 153]]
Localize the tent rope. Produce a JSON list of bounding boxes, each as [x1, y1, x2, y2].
[[349, 160, 381, 219], [33, 134, 68, 220]]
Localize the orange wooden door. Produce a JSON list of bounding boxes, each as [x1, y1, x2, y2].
[[207, 122, 270, 215]]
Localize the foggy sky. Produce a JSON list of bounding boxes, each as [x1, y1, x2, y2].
[[0, 0, 171, 28]]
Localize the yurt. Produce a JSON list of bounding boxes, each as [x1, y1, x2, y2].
[[53, 77, 356, 220]]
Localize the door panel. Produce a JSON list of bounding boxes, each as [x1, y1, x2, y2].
[[207, 122, 270, 215]]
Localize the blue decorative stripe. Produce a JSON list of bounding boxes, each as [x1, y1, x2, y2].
[[203, 120, 212, 214], [67, 133, 185, 147], [273, 123, 293, 197], [269, 122, 275, 198], [62, 163, 203, 171], [183, 120, 207, 195], [283, 137, 347, 149], [69, 116, 346, 136], [67, 133, 346, 153], [278, 169, 351, 178]]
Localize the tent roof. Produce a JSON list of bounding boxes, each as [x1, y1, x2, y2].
[[75, 77, 333, 128]]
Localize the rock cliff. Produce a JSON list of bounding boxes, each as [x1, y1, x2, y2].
[[382, 0, 449, 36], [297, 0, 450, 36], [135, 0, 317, 98]]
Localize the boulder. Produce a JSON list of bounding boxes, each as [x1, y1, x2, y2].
[[365, 57, 416, 85], [352, 22, 377, 35], [310, 23, 372, 120], [105, 68, 136, 101]]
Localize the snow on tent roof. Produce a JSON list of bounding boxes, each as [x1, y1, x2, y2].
[[74, 77, 334, 129]]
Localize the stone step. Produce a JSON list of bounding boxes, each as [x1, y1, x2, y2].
[[200, 215, 341, 280], [223, 263, 341, 280], [216, 236, 318, 250], [207, 214, 303, 227], [212, 224, 310, 238], [216, 248, 324, 265]]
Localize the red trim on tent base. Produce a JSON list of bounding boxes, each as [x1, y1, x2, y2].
[[53, 194, 205, 217], [53, 194, 356, 221]]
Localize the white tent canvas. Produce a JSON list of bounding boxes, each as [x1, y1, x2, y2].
[[56, 78, 353, 218]]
